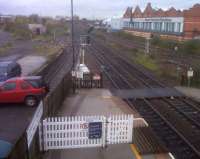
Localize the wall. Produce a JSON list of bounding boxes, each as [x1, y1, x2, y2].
[[184, 17, 200, 38], [183, 4, 200, 39]]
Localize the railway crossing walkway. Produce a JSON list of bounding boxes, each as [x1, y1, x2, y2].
[[43, 89, 172, 159]]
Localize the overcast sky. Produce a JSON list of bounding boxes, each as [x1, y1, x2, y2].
[[0, 0, 199, 19]]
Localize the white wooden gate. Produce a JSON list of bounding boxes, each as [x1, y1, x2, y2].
[[107, 115, 133, 144], [40, 115, 133, 151]]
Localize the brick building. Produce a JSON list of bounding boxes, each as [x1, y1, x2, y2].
[[183, 4, 200, 39], [123, 3, 200, 40]]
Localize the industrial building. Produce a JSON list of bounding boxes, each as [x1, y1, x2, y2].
[[114, 3, 200, 40], [123, 3, 200, 40]]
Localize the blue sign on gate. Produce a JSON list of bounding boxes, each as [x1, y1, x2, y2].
[[88, 122, 102, 139]]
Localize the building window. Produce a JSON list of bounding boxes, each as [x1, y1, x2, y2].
[[167, 22, 175, 32], [154, 22, 161, 31], [171, 23, 175, 32], [166, 22, 170, 32], [141, 22, 144, 30], [177, 23, 181, 33], [164, 22, 168, 32]]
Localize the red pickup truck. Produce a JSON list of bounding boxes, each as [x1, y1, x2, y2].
[[0, 76, 48, 107]]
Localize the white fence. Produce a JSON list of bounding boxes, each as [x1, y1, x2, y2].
[[40, 115, 133, 151], [107, 115, 133, 144], [26, 102, 43, 148]]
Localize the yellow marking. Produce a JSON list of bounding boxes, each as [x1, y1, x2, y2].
[[101, 96, 112, 99], [130, 144, 142, 159]]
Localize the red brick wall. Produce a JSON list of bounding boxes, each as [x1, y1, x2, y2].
[[183, 4, 200, 38], [184, 17, 200, 38]]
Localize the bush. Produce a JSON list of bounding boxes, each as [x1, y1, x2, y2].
[[182, 40, 200, 55], [46, 23, 68, 37], [151, 36, 179, 50], [4, 22, 31, 40], [135, 53, 158, 71], [113, 31, 145, 42]]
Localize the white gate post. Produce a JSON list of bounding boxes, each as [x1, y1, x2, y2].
[[128, 115, 134, 143], [102, 116, 106, 148], [39, 122, 43, 151], [43, 119, 48, 151]]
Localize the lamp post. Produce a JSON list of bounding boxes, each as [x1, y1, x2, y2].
[[71, 0, 75, 93]]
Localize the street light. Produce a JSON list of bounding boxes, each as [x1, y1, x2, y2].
[[71, 0, 75, 93]]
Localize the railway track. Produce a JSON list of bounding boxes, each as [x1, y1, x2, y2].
[[94, 31, 200, 69], [90, 39, 165, 88], [37, 45, 79, 90], [88, 37, 200, 158]]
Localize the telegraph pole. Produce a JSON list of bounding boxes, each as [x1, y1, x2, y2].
[[71, 0, 75, 93]]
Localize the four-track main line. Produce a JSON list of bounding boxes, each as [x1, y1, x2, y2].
[[88, 38, 200, 159]]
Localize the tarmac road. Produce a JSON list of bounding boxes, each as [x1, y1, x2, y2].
[[0, 104, 36, 144], [0, 30, 12, 47]]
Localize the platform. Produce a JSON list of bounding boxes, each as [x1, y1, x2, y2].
[[44, 89, 171, 159], [58, 89, 137, 117], [176, 86, 200, 102]]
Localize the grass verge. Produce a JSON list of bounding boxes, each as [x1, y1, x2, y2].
[[134, 53, 158, 72], [33, 44, 62, 59], [0, 42, 13, 55]]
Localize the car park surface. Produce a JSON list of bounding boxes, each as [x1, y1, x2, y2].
[[0, 103, 36, 144]]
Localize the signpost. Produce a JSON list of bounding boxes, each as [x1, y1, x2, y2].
[[76, 71, 84, 79], [145, 37, 151, 55], [93, 74, 101, 80], [71, 71, 76, 77], [187, 67, 194, 87]]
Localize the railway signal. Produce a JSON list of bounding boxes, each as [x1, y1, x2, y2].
[[80, 35, 90, 46], [80, 35, 90, 64]]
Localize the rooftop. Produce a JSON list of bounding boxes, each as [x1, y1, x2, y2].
[[123, 3, 200, 18]]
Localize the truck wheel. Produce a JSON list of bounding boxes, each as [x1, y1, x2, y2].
[[25, 96, 38, 107]]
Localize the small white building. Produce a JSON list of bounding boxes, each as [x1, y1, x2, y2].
[[110, 18, 124, 30], [103, 17, 130, 31], [28, 24, 47, 35]]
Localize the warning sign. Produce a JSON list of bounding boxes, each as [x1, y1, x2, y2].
[[76, 71, 84, 79], [93, 74, 101, 80], [88, 122, 102, 139]]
